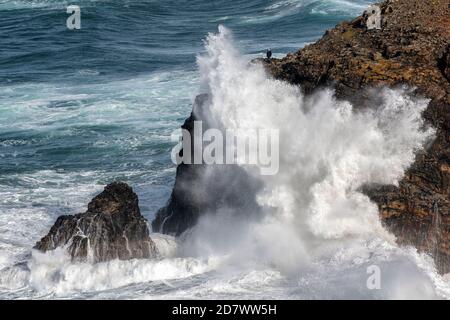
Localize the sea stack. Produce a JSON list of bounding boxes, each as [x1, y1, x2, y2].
[[152, 94, 263, 235], [35, 182, 157, 262]]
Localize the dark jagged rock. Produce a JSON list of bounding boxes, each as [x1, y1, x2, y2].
[[35, 182, 157, 262], [262, 0, 449, 274], [152, 95, 263, 235]]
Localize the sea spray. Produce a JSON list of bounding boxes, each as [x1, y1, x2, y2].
[[179, 26, 444, 297]]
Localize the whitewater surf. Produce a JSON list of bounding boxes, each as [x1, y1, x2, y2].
[[1, 25, 449, 299]]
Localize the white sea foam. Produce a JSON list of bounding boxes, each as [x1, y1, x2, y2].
[[241, 0, 371, 23], [0, 70, 198, 133], [25, 245, 219, 296]]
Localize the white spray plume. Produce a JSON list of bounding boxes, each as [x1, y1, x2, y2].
[[184, 25, 435, 276]]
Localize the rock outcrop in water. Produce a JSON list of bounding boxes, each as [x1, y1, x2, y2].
[[35, 182, 157, 262], [154, 0, 449, 273], [152, 94, 263, 235]]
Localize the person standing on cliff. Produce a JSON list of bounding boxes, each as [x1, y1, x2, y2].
[[266, 48, 272, 60]]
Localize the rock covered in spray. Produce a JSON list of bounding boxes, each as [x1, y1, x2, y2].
[[35, 182, 157, 262], [152, 94, 263, 236], [262, 0, 449, 274]]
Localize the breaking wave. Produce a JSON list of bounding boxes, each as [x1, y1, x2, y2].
[[178, 26, 448, 299], [1, 3, 449, 298]]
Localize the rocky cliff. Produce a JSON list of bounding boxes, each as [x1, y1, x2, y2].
[[36, 182, 157, 262], [154, 0, 449, 273], [262, 0, 449, 274]]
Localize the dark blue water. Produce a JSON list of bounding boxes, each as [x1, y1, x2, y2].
[[1, 0, 370, 83]]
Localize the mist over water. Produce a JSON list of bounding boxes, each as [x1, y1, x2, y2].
[[1, 1, 449, 299]]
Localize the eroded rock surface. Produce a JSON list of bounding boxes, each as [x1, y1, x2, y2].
[[152, 94, 263, 235], [35, 182, 157, 262]]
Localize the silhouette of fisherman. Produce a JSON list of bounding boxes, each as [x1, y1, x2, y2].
[[266, 48, 272, 60]]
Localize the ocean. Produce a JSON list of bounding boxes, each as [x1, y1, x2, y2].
[[0, 0, 448, 299]]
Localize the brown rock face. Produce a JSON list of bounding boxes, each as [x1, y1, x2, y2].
[[35, 182, 157, 262], [263, 0, 449, 273]]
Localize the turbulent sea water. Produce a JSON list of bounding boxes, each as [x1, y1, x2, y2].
[[0, 0, 449, 299]]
